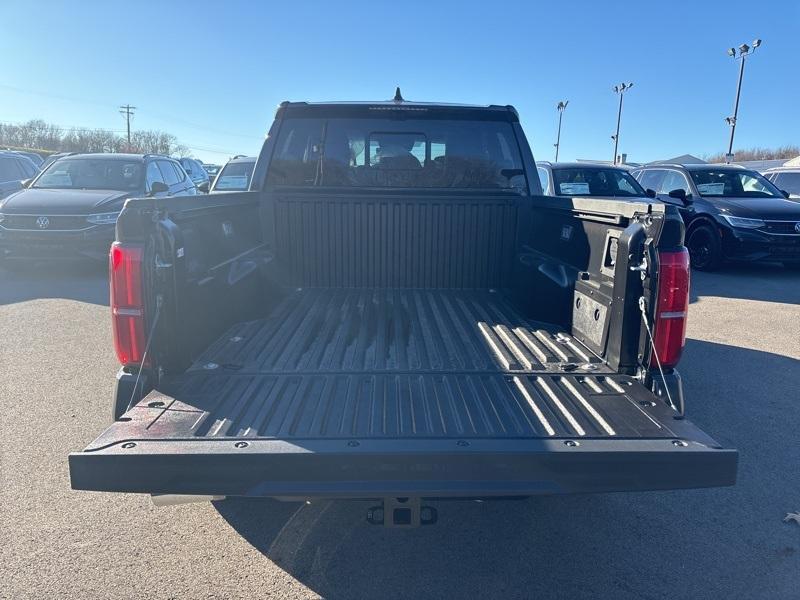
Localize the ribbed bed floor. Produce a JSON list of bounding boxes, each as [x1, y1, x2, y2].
[[189, 288, 602, 375], [123, 289, 675, 441]]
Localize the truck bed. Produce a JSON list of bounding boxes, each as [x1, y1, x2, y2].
[[143, 288, 669, 442], [80, 287, 714, 446], [72, 285, 736, 497]]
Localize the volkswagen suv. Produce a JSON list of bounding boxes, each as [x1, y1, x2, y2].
[[631, 163, 800, 270], [0, 153, 196, 262]]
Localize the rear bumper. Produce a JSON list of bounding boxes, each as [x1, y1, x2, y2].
[[69, 434, 738, 498], [0, 224, 114, 261]]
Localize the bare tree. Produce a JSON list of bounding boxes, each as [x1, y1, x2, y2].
[[0, 119, 191, 157], [704, 145, 800, 163]]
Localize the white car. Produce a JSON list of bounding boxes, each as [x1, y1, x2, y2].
[[764, 167, 800, 200]]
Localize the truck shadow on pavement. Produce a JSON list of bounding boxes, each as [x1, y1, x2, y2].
[[690, 262, 799, 305], [0, 262, 108, 306], [214, 338, 800, 600]]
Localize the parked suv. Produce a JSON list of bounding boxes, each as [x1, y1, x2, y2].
[[763, 166, 800, 200], [0, 151, 39, 199], [179, 157, 210, 192], [537, 161, 651, 199], [0, 153, 196, 262], [10, 150, 44, 168], [631, 163, 800, 270]]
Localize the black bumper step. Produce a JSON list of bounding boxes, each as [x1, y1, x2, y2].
[[69, 435, 737, 497]]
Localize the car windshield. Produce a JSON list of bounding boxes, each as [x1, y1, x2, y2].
[[688, 169, 783, 199], [214, 161, 255, 191], [552, 167, 646, 197], [266, 117, 527, 192], [34, 158, 144, 191]]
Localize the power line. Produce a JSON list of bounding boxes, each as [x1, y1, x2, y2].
[[0, 83, 262, 140], [119, 104, 136, 148], [0, 83, 111, 108], [137, 108, 263, 140]]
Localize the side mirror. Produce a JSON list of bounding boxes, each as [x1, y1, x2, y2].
[[197, 181, 209, 193], [645, 188, 656, 199], [668, 188, 692, 204], [148, 181, 169, 197], [781, 189, 790, 199]]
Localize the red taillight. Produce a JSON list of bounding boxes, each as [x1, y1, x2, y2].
[[110, 243, 147, 366], [651, 248, 690, 369]]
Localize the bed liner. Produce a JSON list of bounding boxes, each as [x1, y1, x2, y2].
[[93, 289, 677, 443]]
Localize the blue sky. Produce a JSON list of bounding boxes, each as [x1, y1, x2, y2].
[[2, 0, 797, 164]]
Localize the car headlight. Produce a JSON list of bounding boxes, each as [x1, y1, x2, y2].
[[86, 212, 119, 225], [720, 215, 765, 229]]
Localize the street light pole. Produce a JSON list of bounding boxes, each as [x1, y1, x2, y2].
[[554, 100, 568, 162], [725, 39, 761, 163], [611, 82, 633, 164]]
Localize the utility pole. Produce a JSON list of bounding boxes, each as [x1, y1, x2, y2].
[[554, 100, 568, 162], [119, 104, 136, 150], [611, 83, 633, 164], [725, 39, 761, 163]]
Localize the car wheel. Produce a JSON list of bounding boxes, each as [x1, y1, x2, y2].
[[686, 224, 723, 271]]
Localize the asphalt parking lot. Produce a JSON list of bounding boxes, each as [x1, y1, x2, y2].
[[2, 261, 799, 600]]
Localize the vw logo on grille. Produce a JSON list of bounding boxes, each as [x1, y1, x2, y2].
[[795, 222, 800, 233], [36, 216, 50, 229]]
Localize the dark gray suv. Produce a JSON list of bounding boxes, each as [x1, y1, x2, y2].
[[0, 153, 196, 262], [631, 163, 800, 270]]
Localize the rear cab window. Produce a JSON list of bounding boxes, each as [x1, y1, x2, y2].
[[266, 109, 527, 193]]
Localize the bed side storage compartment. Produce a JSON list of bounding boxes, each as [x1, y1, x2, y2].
[[572, 276, 612, 357]]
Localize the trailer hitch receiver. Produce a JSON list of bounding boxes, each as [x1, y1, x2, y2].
[[367, 497, 438, 528]]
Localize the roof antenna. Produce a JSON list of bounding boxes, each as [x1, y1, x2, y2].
[[393, 86, 404, 103]]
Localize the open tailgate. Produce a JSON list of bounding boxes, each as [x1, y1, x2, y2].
[[69, 373, 737, 497]]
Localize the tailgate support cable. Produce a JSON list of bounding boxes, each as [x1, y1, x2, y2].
[[637, 296, 676, 411], [125, 295, 162, 414]]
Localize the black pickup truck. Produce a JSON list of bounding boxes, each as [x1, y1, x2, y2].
[[69, 98, 737, 525]]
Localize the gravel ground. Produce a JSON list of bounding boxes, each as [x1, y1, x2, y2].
[[2, 261, 798, 599]]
